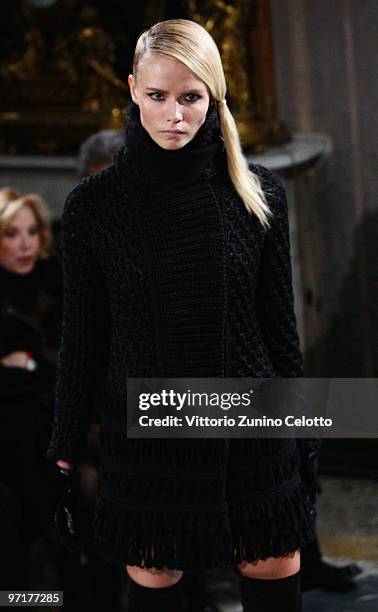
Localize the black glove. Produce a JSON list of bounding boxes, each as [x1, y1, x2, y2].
[[53, 465, 84, 555]]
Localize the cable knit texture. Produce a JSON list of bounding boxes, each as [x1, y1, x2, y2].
[[47, 100, 320, 569]]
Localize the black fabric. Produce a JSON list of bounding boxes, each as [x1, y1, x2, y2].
[[0, 255, 63, 358], [127, 574, 184, 612], [301, 533, 322, 565], [47, 100, 320, 570], [239, 570, 302, 612], [0, 256, 62, 544], [0, 482, 28, 589]]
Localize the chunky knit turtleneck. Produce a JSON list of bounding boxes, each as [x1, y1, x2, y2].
[[123, 100, 228, 376], [124, 100, 225, 190]]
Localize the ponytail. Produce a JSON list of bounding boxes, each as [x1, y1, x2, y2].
[[217, 100, 273, 229]]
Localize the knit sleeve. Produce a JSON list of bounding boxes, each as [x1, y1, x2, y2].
[[255, 168, 304, 378], [46, 183, 108, 465], [255, 166, 322, 503]]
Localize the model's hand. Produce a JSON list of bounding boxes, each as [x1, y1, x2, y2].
[[53, 464, 83, 555], [0, 351, 29, 368]]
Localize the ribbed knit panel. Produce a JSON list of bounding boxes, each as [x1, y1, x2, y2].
[[134, 179, 226, 377]]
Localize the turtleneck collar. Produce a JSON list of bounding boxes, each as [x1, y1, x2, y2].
[[0, 263, 39, 313], [0, 263, 37, 289], [0, 256, 62, 314], [123, 100, 225, 190]]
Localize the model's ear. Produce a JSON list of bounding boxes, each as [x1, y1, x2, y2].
[[128, 74, 138, 104]]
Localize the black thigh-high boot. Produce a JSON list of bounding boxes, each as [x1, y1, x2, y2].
[[238, 570, 302, 612], [127, 573, 184, 612]]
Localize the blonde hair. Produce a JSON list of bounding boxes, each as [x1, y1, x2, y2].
[[133, 19, 273, 228], [0, 187, 53, 259]]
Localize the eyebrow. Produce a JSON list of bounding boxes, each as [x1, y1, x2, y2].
[[6, 223, 39, 230], [144, 87, 204, 94]]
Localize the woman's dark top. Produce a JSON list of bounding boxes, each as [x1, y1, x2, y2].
[[47, 100, 320, 570], [0, 255, 63, 542]]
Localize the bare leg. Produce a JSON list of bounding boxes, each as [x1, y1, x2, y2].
[[126, 565, 183, 587], [237, 548, 300, 579], [126, 566, 184, 611]]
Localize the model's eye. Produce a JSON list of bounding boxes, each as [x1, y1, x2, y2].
[[148, 92, 202, 102], [185, 93, 201, 102], [3, 228, 17, 238], [28, 226, 40, 236], [148, 93, 164, 101]]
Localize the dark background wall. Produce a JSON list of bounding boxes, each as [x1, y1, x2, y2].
[[270, 0, 377, 377]]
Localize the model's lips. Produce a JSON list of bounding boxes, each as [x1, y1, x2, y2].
[[162, 130, 185, 134], [17, 256, 34, 264]]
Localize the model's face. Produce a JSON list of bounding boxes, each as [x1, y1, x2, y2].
[[0, 206, 40, 274], [128, 53, 210, 150]]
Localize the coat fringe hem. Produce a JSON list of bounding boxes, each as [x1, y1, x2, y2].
[[92, 478, 316, 571]]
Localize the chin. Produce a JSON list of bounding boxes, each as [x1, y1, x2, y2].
[[161, 143, 185, 151], [157, 139, 189, 151], [15, 262, 35, 275]]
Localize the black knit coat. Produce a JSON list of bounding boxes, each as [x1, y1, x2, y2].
[[47, 100, 319, 570]]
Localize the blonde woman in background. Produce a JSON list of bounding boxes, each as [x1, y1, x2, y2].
[[0, 187, 62, 368], [0, 187, 62, 588]]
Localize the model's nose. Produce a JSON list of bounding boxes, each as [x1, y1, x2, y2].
[[167, 100, 183, 123], [20, 233, 32, 250]]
